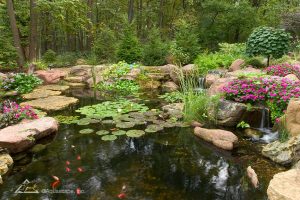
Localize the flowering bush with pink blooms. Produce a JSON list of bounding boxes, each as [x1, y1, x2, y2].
[[223, 77, 300, 122], [265, 64, 300, 79], [0, 100, 38, 129]]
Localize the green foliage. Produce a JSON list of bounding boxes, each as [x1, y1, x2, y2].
[[42, 49, 57, 64], [117, 26, 142, 63], [170, 20, 200, 65], [218, 43, 246, 57], [142, 28, 168, 66], [278, 115, 289, 143], [246, 27, 291, 61], [75, 99, 149, 119], [159, 92, 183, 103], [1, 73, 43, 94], [237, 121, 250, 129], [54, 52, 78, 67], [92, 26, 117, 63], [237, 71, 269, 79], [54, 115, 80, 124], [103, 61, 139, 79], [245, 57, 265, 68], [194, 52, 236, 75], [267, 100, 285, 124], [96, 80, 140, 94]]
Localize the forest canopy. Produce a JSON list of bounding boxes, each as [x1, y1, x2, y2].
[[0, 0, 300, 68]]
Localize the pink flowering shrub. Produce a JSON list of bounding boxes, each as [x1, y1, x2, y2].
[[265, 64, 300, 79], [223, 77, 300, 122], [0, 100, 38, 129]]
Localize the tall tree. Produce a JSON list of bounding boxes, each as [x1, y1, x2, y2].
[[29, 0, 38, 62], [6, 0, 25, 67], [128, 0, 134, 23]]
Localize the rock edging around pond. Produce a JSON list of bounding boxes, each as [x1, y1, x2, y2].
[[193, 127, 238, 150], [0, 117, 58, 153]]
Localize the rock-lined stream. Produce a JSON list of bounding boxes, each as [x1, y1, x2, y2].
[[0, 88, 285, 200]]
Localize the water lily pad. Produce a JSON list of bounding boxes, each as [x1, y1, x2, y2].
[[116, 122, 135, 129], [129, 112, 145, 119], [102, 120, 115, 124], [77, 120, 90, 126], [162, 121, 176, 128], [89, 118, 101, 124], [126, 130, 145, 138], [152, 120, 165, 124], [112, 130, 126, 136], [101, 135, 117, 141], [145, 124, 164, 133], [79, 129, 94, 134], [96, 130, 109, 135]]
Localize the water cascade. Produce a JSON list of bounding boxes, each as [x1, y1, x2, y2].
[[258, 108, 278, 143]]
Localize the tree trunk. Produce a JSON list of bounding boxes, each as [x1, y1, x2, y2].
[[128, 0, 134, 23], [86, 0, 93, 50], [158, 0, 164, 28], [29, 0, 38, 62], [6, 0, 25, 68]]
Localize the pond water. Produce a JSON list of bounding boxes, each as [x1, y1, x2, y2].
[[0, 89, 285, 200]]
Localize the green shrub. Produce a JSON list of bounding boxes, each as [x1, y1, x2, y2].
[[96, 80, 140, 94], [117, 26, 142, 64], [142, 29, 168, 66], [92, 27, 117, 63], [245, 57, 265, 68], [159, 92, 183, 103], [42, 49, 57, 64], [170, 20, 200, 65], [236, 121, 250, 129], [246, 27, 291, 66], [54, 52, 78, 67], [218, 43, 246, 57], [194, 52, 236, 75], [1, 73, 43, 94]]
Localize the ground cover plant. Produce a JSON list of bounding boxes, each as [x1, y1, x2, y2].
[[265, 64, 300, 79]]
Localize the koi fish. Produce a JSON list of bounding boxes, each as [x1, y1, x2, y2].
[[76, 188, 81, 195], [77, 167, 83, 172], [118, 193, 126, 199], [66, 161, 70, 165], [77, 155, 81, 160], [51, 176, 60, 189], [66, 167, 71, 172]]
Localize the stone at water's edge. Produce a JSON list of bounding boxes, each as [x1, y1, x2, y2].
[[22, 89, 61, 100], [21, 96, 79, 111], [35, 70, 67, 84], [208, 99, 247, 127], [247, 166, 259, 188], [267, 169, 300, 200], [205, 73, 221, 88], [262, 135, 300, 165], [162, 81, 179, 92], [0, 117, 58, 153], [229, 59, 245, 72], [207, 77, 236, 96], [0, 153, 13, 175], [285, 98, 300, 137], [37, 85, 70, 92], [193, 127, 238, 150]]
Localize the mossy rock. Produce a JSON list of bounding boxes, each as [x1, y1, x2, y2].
[[79, 129, 94, 134], [30, 144, 46, 153], [96, 130, 109, 135], [101, 135, 117, 141], [126, 130, 145, 138]]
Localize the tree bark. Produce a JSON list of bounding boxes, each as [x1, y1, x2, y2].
[[86, 0, 93, 50], [6, 0, 25, 68], [29, 0, 38, 62], [128, 0, 134, 23]]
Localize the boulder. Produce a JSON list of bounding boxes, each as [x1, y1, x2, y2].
[[21, 96, 79, 111], [285, 74, 299, 82], [35, 70, 67, 84], [262, 135, 300, 165], [139, 80, 161, 89], [86, 75, 104, 88], [205, 73, 221, 88], [64, 82, 86, 88], [208, 99, 247, 127], [0, 117, 58, 153], [285, 99, 300, 137], [69, 65, 92, 77], [244, 128, 262, 140], [267, 169, 300, 200], [162, 103, 184, 113], [207, 77, 236, 96], [182, 64, 197, 75], [191, 121, 204, 127], [0, 153, 13, 176], [194, 127, 238, 150], [159, 64, 181, 84], [162, 81, 179, 92], [22, 89, 61, 100], [37, 85, 69, 92], [123, 68, 142, 80], [229, 59, 245, 72], [247, 166, 259, 188], [64, 76, 84, 83]]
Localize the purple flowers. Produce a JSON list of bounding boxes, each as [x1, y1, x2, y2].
[[265, 64, 300, 79]]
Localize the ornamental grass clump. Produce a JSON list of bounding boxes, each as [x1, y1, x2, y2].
[[265, 64, 300, 79], [0, 100, 38, 129]]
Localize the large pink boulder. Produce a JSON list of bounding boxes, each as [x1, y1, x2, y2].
[[285, 99, 300, 137], [208, 77, 236, 96], [35, 70, 67, 84], [229, 59, 245, 71], [194, 127, 238, 150], [0, 117, 58, 153]]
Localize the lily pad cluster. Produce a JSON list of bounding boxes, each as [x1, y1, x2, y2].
[[54, 115, 80, 124]]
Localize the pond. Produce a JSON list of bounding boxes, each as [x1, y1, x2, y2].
[[0, 88, 285, 200]]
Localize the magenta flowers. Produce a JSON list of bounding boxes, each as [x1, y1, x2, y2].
[[265, 64, 300, 79]]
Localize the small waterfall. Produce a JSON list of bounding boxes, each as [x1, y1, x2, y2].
[[259, 107, 278, 143], [198, 77, 206, 89]]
